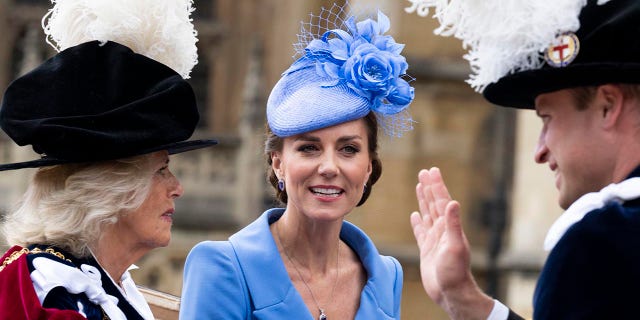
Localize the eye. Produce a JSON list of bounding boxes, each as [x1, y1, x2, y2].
[[156, 165, 169, 176], [297, 144, 319, 153], [341, 144, 360, 155], [540, 115, 551, 124]]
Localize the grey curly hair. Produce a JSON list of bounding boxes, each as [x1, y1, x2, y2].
[[2, 153, 154, 258]]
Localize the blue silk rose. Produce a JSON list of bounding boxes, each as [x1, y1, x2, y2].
[[286, 10, 414, 115]]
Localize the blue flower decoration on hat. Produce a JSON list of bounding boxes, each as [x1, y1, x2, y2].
[[292, 10, 413, 113], [267, 6, 414, 138]]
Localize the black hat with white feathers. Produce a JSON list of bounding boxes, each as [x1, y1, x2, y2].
[[0, 0, 217, 171], [407, 0, 640, 108]]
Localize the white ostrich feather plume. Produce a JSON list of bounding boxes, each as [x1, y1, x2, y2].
[[42, 0, 198, 79], [405, 0, 612, 92]]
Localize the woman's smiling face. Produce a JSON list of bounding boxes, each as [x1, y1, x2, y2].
[[272, 118, 373, 220]]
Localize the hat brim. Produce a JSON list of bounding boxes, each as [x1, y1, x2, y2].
[[483, 62, 640, 109], [0, 139, 217, 171]]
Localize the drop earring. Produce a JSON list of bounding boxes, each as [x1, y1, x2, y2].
[[278, 179, 285, 191]]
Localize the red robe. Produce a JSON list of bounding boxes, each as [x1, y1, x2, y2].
[[0, 246, 86, 320]]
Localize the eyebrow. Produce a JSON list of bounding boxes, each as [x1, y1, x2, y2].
[[534, 105, 549, 117], [295, 134, 363, 143], [533, 96, 550, 115]]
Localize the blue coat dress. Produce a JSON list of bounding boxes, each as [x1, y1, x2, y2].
[[180, 208, 403, 319], [532, 166, 640, 319]]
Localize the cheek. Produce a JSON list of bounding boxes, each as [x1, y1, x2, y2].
[[552, 124, 588, 158], [283, 162, 313, 182], [146, 193, 166, 214], [135, 190, 163, 219], [348, 160, 372, 183]]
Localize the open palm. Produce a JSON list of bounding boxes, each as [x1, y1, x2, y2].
[[410, 168, 472, 304], [410, 168, 496, 320]]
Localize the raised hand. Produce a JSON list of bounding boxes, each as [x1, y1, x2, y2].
[[410, 167, 494, 320]]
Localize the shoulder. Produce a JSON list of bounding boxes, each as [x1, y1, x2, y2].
[[379, 255, 403, 278], [0, 247, 87, 319], [548, 202, 640, 272], [535, 201, 640, 317], [181, 240, 251, 319], [24, 246, 77, 272], [184, 240, 239, 277], [0, 246, 29, 273], [182, 241, 245, 287], [187, 240, 235, 259], [562, 200, 640, 254], [0, 246, 102, 320]]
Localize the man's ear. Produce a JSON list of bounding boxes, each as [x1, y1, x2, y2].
[[597, 84, 625, 129]]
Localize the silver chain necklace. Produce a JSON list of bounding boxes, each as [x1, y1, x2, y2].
[[276, 221, 340, 320]]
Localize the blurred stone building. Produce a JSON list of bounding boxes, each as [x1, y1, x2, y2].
[[0, 0, 562, 319]]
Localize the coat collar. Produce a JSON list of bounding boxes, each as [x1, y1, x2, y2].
[[229, 208, 397, 318], [26, 245, 149, 319], [543, 165, 640, 251]]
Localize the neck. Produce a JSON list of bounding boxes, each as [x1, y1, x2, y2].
[[274, 210, 342, 274], [90, 226, 150, 285], [611, 159, 640, 184]]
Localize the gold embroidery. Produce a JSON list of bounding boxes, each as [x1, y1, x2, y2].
[[0, 248, 29, 272], [0, 247, 72, 272], [30, 247, 71, 262]]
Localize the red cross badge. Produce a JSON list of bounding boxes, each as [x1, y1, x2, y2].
[[544, 32, 580, 68]]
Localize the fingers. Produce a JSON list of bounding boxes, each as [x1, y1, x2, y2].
[[413, 167, 464, 256], [410, 211, 433, 258], [410, 211, 425, 245], [415, 181, 433, 230], [416, 169, 429, 215], [412, 200, 465, 246], [416, 167, 453, 221], [428, 167, 453, 215], [417, 169, 439, 223], [444, 200, 464, 244], [411, 210, 446, 257]]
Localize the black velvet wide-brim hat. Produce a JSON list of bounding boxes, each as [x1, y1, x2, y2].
[[0, 40, 217, 171], [483, 0, 640, 109]]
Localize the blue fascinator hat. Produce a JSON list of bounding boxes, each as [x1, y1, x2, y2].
[[267, 3, 415, 138]]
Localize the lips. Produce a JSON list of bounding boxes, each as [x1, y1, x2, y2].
[[161, 209, 175, 221], [310, 187, 343, 197]]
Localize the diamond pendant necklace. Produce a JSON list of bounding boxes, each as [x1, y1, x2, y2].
[[276, 221, 340, 320]]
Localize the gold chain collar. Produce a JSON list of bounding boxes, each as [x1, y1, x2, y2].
[[0, 246, 72, 272]]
